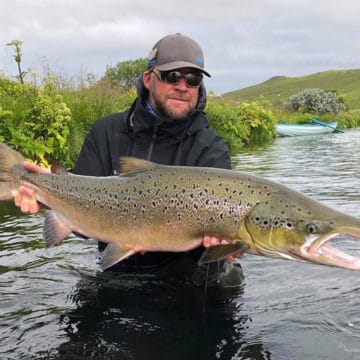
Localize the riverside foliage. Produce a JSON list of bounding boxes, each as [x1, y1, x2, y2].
[[0, 73, 358, 168]]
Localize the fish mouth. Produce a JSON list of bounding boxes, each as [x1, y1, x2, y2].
[[294, 228, 360, 270]]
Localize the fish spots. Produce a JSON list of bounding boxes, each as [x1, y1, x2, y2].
[[252, 216, 271, 229], [227, 206, 237, 215], [251, 215, 294, 230]]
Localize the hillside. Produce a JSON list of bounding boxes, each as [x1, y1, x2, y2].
[[222, 69, 360, 110]]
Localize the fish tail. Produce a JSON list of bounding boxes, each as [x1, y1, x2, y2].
[[0, 142, 25, 200]]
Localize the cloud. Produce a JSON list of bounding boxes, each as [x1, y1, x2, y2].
[[1, 0, 360, 93]]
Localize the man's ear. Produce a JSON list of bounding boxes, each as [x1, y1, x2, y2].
[[143, 70, 151, 90]]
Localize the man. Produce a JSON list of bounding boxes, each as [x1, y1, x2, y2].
[[15, 33, 244, 287]]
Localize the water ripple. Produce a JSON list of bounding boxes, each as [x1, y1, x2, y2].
[[0, 129, 360, 359]]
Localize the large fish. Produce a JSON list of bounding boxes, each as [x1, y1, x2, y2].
[[1, 142, 360, 271]]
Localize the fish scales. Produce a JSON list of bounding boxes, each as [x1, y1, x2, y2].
[[22, 166, 262, 236], [1, 142, 360, 271]]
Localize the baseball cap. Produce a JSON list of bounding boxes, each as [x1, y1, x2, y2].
[[147, 33, 211, 77]]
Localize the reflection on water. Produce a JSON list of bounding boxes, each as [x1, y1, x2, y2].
[[54, 274, 264, 360], [1, 129, 360, 359]]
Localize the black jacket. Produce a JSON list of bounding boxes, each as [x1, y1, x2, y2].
[[72, 77, 241, 284], [73, 77, 231, 176]]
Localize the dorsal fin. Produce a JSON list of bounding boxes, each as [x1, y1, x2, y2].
[[118, 157, 159, 174]]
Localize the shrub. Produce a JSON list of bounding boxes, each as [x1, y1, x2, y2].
[[236, 102, 276, 144], [102, 58, 147, 90], [9, 76, 72, 167], [284, 88, 346, 115], [206, 100, 249, 153], [206, 99, 276, 152], [0, 107, 13, 142]]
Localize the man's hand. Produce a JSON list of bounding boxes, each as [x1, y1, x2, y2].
[[13, 161, 49, 214], [203, 235, 244, 263]]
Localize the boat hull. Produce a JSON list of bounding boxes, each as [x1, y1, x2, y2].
[[275, 122, 338, 137]]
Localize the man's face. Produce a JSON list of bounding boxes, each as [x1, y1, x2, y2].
[[143, 67, 201, 121]]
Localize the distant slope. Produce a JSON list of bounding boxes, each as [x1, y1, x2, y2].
[[222, 69, 360, 110]]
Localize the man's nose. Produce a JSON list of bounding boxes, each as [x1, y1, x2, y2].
[[174, 77, 188, 90]]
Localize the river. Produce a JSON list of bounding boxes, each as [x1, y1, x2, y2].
[[0, 128, 359, 359]]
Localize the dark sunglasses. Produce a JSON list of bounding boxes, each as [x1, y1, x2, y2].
[[151, 69, 203, 87]]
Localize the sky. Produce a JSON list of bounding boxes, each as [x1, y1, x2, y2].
[[1, 0, 360, 95]]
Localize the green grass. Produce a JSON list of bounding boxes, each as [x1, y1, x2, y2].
[[222, 69, 360, 111]]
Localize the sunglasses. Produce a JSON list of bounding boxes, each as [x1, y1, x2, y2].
[[151, 69, 203, 87]]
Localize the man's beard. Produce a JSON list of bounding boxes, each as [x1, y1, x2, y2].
[[153, 100, 192, 122], [149, 89, 197, 122]]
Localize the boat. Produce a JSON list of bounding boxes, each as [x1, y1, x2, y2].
[[275, 119, 341, 137]]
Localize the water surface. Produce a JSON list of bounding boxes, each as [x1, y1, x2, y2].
[[1, 129, 359, 359]]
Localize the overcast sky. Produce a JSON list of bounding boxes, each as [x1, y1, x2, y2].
[[1, 0, 360, 94]]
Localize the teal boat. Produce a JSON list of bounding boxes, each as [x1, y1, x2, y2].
[[276, 119, 343, 137]]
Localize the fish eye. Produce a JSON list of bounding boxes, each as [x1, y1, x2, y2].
[[305, 223, 317, 234]]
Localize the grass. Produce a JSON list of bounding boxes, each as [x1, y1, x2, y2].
[[222, 69, 360, 111]]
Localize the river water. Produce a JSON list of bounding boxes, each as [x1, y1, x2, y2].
[[0, 129, 359, 359]]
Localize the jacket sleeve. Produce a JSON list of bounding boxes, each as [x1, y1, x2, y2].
[[193, 130, 232, 170]]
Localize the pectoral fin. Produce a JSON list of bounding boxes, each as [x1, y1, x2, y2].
[[44, 210, 72, 247], [198, 243, 248, 265], [99, 244, 136, 270]]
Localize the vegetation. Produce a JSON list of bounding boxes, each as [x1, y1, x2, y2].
[[61, 82, 136, 162], [284, 88, 346, 115], [0, 74, 137, 166], [0, 76, 72, 166], [102, 58, 148, 90], [223, 69, 360, 111], [6, 40, 26, 84], [206, 100, 276, 152], [1, 43, 359, 167]]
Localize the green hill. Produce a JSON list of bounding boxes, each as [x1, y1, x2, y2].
[[222, 69, 360, 110]]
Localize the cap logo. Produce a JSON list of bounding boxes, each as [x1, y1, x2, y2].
[[147, 48, 158, 68], [148, 48, 158, 61], [193, 56, 204, 66]]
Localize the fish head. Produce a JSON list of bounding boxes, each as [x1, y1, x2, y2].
[[238, 193, 360, 270]]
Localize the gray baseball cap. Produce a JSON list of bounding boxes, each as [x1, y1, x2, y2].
[[147, 33, 211, 77]]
